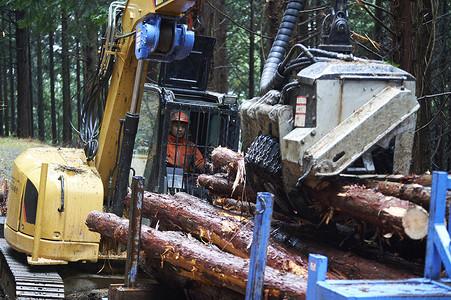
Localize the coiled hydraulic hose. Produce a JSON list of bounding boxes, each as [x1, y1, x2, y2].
[[259, 0, 305, 96]]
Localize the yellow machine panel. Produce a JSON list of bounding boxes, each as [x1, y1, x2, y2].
[[5, 148, 103, 264]]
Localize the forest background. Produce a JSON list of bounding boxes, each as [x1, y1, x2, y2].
[[0, 0, 449, 174]]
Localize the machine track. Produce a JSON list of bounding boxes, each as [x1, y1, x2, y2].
[[0, 239, 64, 299]]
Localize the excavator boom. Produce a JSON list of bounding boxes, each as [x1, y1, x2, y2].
[[1, 1, 198, 297]]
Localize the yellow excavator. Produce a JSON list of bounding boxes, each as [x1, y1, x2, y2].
[[1, 0, 231, 298]]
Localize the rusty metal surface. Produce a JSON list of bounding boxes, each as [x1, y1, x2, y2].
[[109, 283, 155, 300], [0, 239, 64, 299], [125, 176, 144, 287]]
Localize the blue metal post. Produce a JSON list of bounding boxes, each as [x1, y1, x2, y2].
[[306, 254, 328, 300], [245, 192, 274, 300], [425, 171, 451, 279]]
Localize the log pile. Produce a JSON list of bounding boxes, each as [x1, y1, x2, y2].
[[86, 211, 308, 299], [85, 147, 434, 298], [200, 147, 430, 241]]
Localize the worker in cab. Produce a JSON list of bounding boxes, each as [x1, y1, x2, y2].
[[166, 111, 205, 172]]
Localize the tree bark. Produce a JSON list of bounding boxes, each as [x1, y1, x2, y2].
[[303, 180, 429, 240], [15, 9, 32, 138], [211, 146, 244, 178], [124, 191, 307, 276], [82, 29, 98, 89], [61, 11, 72, 145], [2, 52, 8, 136], [124, 191, 417, 280], [363, 180, 438, 209], [76, 39, 81, 134], [212, 0, 228, 93], [27, 30, 34, 138], [390, 0, 433, 173], [248, 0, 255, 99], [86, 211, 308, 299], [350, 174, 433, 186], [198, 174, 256, 202], [49, 31, 57, 144], [2, 16, 9, 136], [8, 20, 15, 135], [270, 225, 420, 279], [374, 0, 383, 45], [37, 33, 45, 141], [206, 147, 429, 240]]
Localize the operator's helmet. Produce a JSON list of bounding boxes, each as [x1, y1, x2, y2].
[[170, 111, 189, 123]]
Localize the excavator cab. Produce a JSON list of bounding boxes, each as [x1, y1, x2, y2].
[[131, 36, 240, 197]]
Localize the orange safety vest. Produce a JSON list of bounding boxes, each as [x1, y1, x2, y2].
[[167, 134, 204, 171]]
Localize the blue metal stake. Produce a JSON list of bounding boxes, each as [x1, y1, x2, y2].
[[306, 254, 328, 300], [245, 192, 274, 300], [425, 171, 451, 279]]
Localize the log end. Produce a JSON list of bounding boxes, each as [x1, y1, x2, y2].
[[402, 206, 429, 240]]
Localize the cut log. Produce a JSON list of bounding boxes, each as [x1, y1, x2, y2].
[[365, 180, 431, 208], [362, 179, 450, 211], [86, 211, 307, 299], [211, 147, 246, 193], [139, 255, 244, 300], [211, 146, 244, 176], [125, 191, 417, 280], [340, 173, 433, 186], [197, 174, 256, 202], [303, 181, 429, 240], [270, 228, 419, 280], [206, 147, 430, 240], [213, 197, 255, 214], [124, 191, 307, 277]]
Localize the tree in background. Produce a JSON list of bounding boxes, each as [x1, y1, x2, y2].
[[0, 0, 448, 174], [15, 8, 32, 138], [0, 0, 110, 144]]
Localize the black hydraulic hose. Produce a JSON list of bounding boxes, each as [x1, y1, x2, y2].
[[111, 113, 140, 217], [283, 57, 335, 77], [279, 43, 316, 72], [308, 48, 354, 61], [260, 0, 305, 96]]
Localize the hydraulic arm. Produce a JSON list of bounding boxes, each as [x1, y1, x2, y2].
[[4, 0, 198, 267], [95, 0, 196, 216]]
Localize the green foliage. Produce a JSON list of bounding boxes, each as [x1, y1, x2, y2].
[[382, 60, 400, 68], [225, 0, 265, 99]]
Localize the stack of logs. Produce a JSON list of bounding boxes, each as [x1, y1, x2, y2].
[[86, 147, 438, 299]]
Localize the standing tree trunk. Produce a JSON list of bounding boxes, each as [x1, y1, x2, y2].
[[61, 11, 72, 145], [76, 39, 81, 133], [82, 30, 98, 90], [391, 0, 433, 174], [2, 39, 8, 137], [15, 10, 32, 138], [49, 31, 57, 144], [37, 33, 44, 141], [265, 0, 283, 53], [9, 20, 15, 136], [2, 17, 9, 136], [248, 0, 255, 99], [374, 0, 383, 44], [212, 0, 228, 93], [27, 31, 34, 138]]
